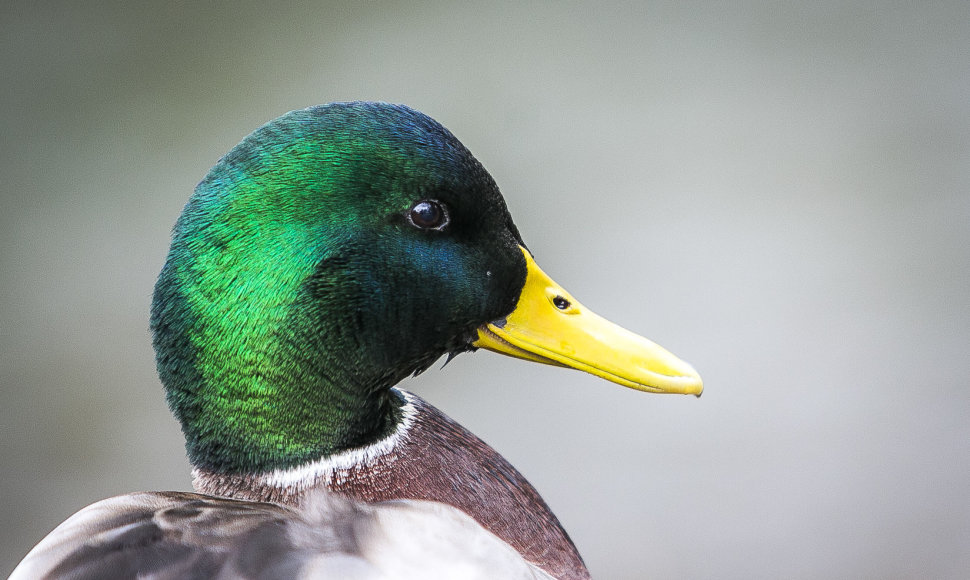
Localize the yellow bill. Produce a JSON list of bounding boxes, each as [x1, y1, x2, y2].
[[474, 246, 703, 396]]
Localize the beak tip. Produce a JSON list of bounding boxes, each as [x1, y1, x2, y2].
[[690, 374, 704, 398], [692, 380, 704, 398], [666, 362, 703, 397]]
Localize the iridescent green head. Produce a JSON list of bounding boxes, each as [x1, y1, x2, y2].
[[151, 102, 527, 473]]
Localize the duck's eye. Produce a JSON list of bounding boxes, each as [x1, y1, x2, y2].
[[408, 200, 449, 230]]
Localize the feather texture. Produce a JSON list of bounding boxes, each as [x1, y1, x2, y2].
[[12, 490, 554, 580]]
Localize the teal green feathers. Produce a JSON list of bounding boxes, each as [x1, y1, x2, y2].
[[152, 103, 527, 473]]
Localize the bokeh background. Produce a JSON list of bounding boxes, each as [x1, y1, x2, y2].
[[2, 1, 968, 578]]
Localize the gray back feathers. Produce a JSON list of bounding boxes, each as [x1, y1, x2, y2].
[[12, 490, 554, 580]]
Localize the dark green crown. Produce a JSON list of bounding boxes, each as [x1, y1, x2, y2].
[[151, 102, 526, 473]]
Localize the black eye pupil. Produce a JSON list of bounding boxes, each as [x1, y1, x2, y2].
[[553, 296, 571, 310], [409, 200, 446, 229]]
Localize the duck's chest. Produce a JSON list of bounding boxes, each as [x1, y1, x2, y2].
[[194, 390, 590, 580]]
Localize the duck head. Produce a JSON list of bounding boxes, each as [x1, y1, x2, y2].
[[151, 102, 701, 475]]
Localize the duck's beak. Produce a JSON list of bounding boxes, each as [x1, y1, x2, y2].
[[473, 246, 703, 396]]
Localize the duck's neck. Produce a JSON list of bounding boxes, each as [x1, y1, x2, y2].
[[151, 232, 418, 474], [160, 330, 404, 473], [191, 387, 418, 504]]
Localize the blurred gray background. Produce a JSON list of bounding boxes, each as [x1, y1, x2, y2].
[[2, 1, 968, 578]]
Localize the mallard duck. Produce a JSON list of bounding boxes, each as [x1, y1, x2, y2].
[[12, 102, 702, 580]]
